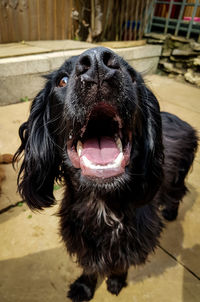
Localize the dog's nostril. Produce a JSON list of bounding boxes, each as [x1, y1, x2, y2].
[[80, 55, 91, 69], [77, 55, 91, 74], [102, 51, 119, 69], [76, 54, 92, 76]]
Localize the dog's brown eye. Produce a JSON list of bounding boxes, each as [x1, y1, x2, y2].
[[58, 76, 68, 87]]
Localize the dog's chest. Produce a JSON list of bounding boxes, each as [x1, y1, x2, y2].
[[66, 196, 138, 272], [62, 194, 163, 275]]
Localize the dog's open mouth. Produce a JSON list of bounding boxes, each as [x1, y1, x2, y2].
[[67, 103, 131, 178]]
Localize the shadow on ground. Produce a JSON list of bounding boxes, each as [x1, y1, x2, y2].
[[0, 183, 199, 302], [0, 246, 81, 302]]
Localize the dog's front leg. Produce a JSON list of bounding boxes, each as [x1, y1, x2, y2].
[[106, 271, 128, 296], [67, 272, 97, 301]]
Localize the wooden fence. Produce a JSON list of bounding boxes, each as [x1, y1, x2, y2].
[[0, 0, 153, 43], [0, 0, 73, 43], [100, 0, 152, 41], [73, 0, 153, 42]]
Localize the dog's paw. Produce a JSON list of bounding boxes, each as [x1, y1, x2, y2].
[[162, 207, 178, 221], [106, 274, 127, 296], [67, 277, 96, 302]]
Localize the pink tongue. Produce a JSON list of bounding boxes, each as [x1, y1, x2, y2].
[[82, 136, 119, 165]]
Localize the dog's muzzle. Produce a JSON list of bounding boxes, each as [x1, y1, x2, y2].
[[67, 48, 132, 179]]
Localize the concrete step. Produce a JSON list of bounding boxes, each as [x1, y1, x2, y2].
[[0, 40, 161, 105]]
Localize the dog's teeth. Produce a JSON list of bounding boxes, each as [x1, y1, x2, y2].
[[115, 137, 123, 152], [114, 152, 123, 165], [77, 141, 83, 157], [82, 152, 124, 170]]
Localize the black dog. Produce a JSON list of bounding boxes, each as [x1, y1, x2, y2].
[[14, 47, 198, 301]]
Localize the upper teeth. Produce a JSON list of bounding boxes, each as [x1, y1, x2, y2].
[[115, 137, 123, 152], [77, 141, 83, 157]]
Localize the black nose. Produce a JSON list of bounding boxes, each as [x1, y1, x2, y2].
[[76, 47, 119, 83]]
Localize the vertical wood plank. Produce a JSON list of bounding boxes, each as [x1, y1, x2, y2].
[[0, 3, 8, 42], [61, 0, 66, 39], [139, 0, 145, 40], [28, 0, 37, 41], [53, 0, 57, 39], [129, 0, 134, 40], [36, 0, 41, 40], [56, 0, 62, 39], [38, 0, 46, 40], [119, 0, 125, 41], [134, 0, 139, 39], [124, 0, 128, 40], [49, 0, 54, 40], [115, 0, 121, 41], [22, 0, 30, 41]]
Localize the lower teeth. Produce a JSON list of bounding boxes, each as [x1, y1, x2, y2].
[[82, 152, 123, 170]]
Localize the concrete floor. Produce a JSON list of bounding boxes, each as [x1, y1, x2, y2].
[[0, 75, 200, 302]]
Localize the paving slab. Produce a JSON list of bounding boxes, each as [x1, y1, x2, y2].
[[0, 102, 30, 154], [147, 75, 200, 281], [0, 102, 30, 210], [160, 161, 200, 278], [0, 164, 21, 210], [147, 74, 200, 163], [0, 203, 199, 302], [147, 75, 200, 116]]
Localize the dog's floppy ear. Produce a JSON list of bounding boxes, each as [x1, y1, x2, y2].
[[133, 83, 164, 205], [14, 84, 61, 210]]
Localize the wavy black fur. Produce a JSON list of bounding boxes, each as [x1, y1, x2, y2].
[[14, 47, 198, 301]]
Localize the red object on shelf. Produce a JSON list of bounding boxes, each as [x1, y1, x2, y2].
[[183, 17, 200, 22]]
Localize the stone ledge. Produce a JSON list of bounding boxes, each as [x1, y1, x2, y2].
[[0, 45, 162, 77], [0, 44, 162, 105], [146, 35, 200, 88], [0, 49, 85, 77], [115, 45, 162, 61]]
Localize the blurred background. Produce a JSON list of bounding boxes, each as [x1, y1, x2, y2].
[[0, 0, 200, 43]]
